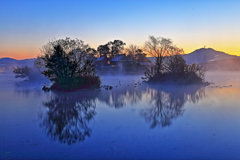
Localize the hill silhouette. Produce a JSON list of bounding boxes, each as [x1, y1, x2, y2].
[[0, 57, 18, 63], [0, 57, 35, 71], [182, 48, 238, 64]]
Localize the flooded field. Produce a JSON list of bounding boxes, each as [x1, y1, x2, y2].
[[0, 72, 240, 160]]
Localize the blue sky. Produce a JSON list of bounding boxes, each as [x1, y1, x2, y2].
[[0, 0, 240, 59]]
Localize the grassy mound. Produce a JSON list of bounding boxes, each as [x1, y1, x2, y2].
[[50, 75, 101, 92], [147, 72, 204, 85]]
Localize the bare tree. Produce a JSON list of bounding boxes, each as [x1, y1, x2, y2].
[[143, 36, 205, 84], [144, 36, 184, 74], [125, 44, 138, 56]]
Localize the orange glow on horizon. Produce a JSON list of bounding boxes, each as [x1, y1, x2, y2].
[[0, 48, 40, 60], [0, 44, 239, 60]]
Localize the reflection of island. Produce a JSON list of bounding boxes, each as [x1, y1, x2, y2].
[[40, 83, 205, 145], [97, 85, 145, 108], [141, 85, 205, 128], [98, 84, 204, 128], [40, 91, 98, 145]]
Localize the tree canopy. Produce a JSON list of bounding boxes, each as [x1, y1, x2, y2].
[[97, 40, 126, 58], [40, 37, 100, 91]]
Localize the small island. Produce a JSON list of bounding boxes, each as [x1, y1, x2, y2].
[[142, 36, 206, 85], [37, 38, 101, 91]]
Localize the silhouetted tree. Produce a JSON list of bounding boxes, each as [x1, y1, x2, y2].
[[144, 36, 175, 75], [40, 37, 101, 90], [86, 48, 98, 58], [125, 44, 138, 57], [108, 40, 126, 58], [97, 40, 126, 59], [97, 44, 110, 57], [143, 36, 205, 84], [125, 44, 141, 62]]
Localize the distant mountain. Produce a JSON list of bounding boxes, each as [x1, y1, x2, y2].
[[0, 57, 18, 63], [0, 57, 36, 71], [0, 57, 36, 63], [182, 48, 238, 64], [147, 48, 240, 71]]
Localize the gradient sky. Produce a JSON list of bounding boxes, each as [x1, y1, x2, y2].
[[0, 0, 239, 59]]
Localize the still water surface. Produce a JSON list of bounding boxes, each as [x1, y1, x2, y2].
[[0, 72, 240, 160]]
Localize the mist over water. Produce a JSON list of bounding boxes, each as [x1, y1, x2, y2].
[[0, 71, 240, 159]]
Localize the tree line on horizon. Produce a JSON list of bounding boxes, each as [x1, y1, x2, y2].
[[13, 36, 206, 91]]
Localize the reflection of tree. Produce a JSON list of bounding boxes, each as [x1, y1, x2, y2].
[[97, 84, 204, 114], [97, 86, 144, 108], [40, 92, 97, 145], [141, 85, 205, 128]]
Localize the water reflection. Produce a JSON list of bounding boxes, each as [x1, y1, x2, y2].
[[141, 85, 205, 128], [98, 87, 144, 108], [40, 91, 98, 145], [97, 84, 205, 128], [40, 84, 205, 145]]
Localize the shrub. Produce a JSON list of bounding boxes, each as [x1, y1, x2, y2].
[[13, 65, 47, 82], [13, 66, 31, 79]]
